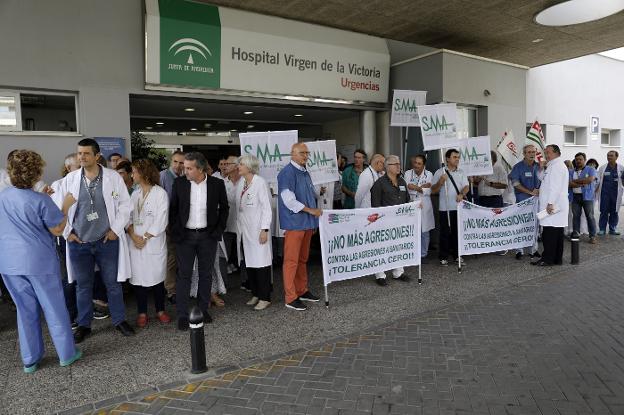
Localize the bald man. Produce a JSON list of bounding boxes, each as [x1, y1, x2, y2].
[[277, 143, 322, 311], [355, 153, 385, 208]]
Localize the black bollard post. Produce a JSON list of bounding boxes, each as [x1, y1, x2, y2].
[[570, 231, 580, 265], [189, 306, 207, 374]]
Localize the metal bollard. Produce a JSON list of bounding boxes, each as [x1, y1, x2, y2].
[[189, 306, 207, 374], [570, 231, 580, 265]]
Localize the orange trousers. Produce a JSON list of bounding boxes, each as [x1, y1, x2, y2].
[[282, 229, 314, 304]]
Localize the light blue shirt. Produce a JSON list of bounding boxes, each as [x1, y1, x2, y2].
[[0, 187, 64, 275]]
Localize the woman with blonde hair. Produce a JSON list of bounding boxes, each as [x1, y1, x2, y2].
[[0, 150, 81, 372], [236, 154, 273, 310]]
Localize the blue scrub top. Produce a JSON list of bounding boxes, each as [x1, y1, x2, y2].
[[509, 161, 540, 202], [602, 164, 619, 194], [0, 187, 64, 275]]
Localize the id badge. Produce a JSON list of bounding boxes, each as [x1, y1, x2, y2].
[[86, 212, 99, 222], [399, 185, 406, 191], [605, 171, 611, 176], [135, 219, 143, 226], [524, 172, 532, 177]]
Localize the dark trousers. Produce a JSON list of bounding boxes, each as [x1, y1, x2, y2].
[[479, 195, 504, 208], [223, 232, 238, 267], [599, 189, 619, 232], [438, 210, 458, 261], [247, 266, 271, 302], [175, 231, 217, 319], [134, 282, 165, 314], [56, 237, 77, 321], [541, 226, 564, 265]]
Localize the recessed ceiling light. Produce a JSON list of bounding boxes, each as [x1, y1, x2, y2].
[[230, 129, 238, 132], [145, 126, 153, 130], [532, 38, 544, 43], [535, 0, 624, 26], [243, 111, 253, 115], [190, 128, 197, 131], [203, 122, 212, 127], [184, 108, 195, 112], [294, 114, 303, 117], [247, 125, 255, 129], [156, 122, 164, 125]]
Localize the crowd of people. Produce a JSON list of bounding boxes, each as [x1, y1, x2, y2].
[[1, 137, 622, 373]]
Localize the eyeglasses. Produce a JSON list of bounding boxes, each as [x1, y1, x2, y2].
[[387, 163, 400, 166]]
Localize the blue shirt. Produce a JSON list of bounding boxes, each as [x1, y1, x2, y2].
[[568, 166, 596, 201], [509, 160, 540, 202], [602, 164, 619, 194], [0, 187, 64, 275], [159, 168, 179, 200]]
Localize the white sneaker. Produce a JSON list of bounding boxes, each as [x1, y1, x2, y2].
[[246, 296, 259, 306], [254, 300, 271, 310]]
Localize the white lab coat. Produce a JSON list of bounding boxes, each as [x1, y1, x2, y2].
[[269, 182, 285, 237], [539, 157, 569, 227], [405, 169, 435, 232], [236, 175, 273, 268], [127, 185, 168, 287], [59, 166, 132, 282], [355, 166, 380, 208], [596, 163, 624, 206], [314, 182, 335, 211]]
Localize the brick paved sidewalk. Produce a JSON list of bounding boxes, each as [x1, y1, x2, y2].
[[84, 257, 624, 415]]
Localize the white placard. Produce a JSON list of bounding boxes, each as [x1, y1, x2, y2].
[[458, 136, 493, 176], [496, 130, 521, 171], [239, 130, 298, 183], [305, 140, 339, 185], [417, 103, 461, 150], [390, 90, 427, 126], [458, 198, 539, 256], [319, 203, 421, 286]]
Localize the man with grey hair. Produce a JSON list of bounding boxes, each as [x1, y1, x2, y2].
[[355, 153, 385, 208], [370, 155, 411, 285], [169, 152, 229, 329], [223, 155, 241, 274]]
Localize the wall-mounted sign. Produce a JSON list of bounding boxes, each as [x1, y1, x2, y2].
[[590, 116, 600, 140], [145, 0, 390, 103]]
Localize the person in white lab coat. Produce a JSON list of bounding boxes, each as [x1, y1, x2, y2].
[[236, 155, 273, 310], [126, 159, 170, 328], [355, 154, 385, 208], [405, 155, 435, 258], [533, 145, 569, 266], [57, 138, 134, 343]]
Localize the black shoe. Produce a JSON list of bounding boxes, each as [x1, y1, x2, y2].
[[177, 317, 189, 331], [376, 278, 388, 286], [531, 260, 551, 267], [202, 310, 213, 324], [529, 252, 541, 259], [93, 308, 110, 320], [115, 321, 135, 336], [167, 294, 176, 305], [73, 326, 92, 344], [299, 291, 320, 302], [241, 282, 251, 292], [515, 252, 523, 260], [395, 274, 410, 282], [285, 299, 307, 311]]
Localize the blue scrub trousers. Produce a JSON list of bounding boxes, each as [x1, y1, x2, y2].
[[2, 273, 77, 366], [599, 188, 619, 232]]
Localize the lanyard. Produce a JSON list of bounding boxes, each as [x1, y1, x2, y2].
[[240, 176, 253, 205], [81, 168, 102, 212], [137, 186, 152, 216]]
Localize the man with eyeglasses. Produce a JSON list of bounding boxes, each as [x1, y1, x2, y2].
[[278, 143, 322, 311], [370, 155, 411, 285]]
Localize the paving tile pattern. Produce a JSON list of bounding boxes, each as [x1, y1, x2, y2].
[[88, 261, 624, 415]]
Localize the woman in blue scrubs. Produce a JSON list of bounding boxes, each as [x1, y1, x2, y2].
[[0, 150, 81, 373]]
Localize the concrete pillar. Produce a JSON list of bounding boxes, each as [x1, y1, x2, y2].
[[376, 111, 390, 157], [360, 110, 376, 157]]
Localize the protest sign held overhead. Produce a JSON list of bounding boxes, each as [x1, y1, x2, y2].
[[390, 90, 427, 127], [239, 130, 297, 183], [417, 103, 461, 150], [458, 136, 493, 176], [496, 130, 521, 171], [305, 140, 339, 185]]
